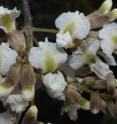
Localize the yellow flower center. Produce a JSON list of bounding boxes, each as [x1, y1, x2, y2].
[[83, 52, 96, 64], [64, 21, 76, 35], [2, 15, 14, 32], [43, 53, 57, 73], [112, 35, 117, 46]]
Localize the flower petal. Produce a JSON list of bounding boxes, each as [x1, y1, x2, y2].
[[0, 7, 20, 32], [69, 47, 85, 70], [28, 38, 67, 73], [90, 57, 112, 79], [55, 11, 91, 40], [5, 94, 29, 113], [0, 43, 18, 75], [42, 71, 67, 100], [56, 31, 73, 48], [99, 23, 117, 57]]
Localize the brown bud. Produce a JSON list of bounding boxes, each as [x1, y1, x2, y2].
[[6, 63, 22, 86], [7, 30, 26, 53], [75, 66, 92, 77], [106, 73, 116, 92], [83, 77, 107, 90], [64, 85, 81, 104], [21, 105, 38, 124], [87, 11, 109, 29], [64, 85, 90, 110], [90, 93, 106, 114], [83, 76, 96, 87], [21, 64, 36, 101], [0, 63, 22, 97]]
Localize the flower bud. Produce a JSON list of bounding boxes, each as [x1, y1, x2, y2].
[[65, 85, 90, 110], [90, 93, 106, 114], [64, 85, 81, 104], [75, 66, 92, 77], [7, 30, 26, 53], [6, 63, 21, 86], [106, 73, 116, 91], [21, 105, 38, 124], [79, 97, 90, 110], [88, 12, 109, 29], [0, 83, 13, 97], [98, 0, 112, 15], [108, 9, 117, 22], [0, 63, 21, 97], [21, 64, 36, 101]]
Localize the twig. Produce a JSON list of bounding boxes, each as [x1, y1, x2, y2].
[[32, 27, 58, 33], [22, 0, 33, 49], [21, 27, 58, 34]]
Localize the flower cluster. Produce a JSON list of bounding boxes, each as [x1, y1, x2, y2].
[[0, 0, 117, 123]]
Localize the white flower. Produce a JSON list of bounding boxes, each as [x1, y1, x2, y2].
[[0, 43, 18, 75], [0, 112, 16, 124], [69, 38, 100, 70], [90, 57, 112, 79], [28, 38, 67, 73], [42, 71, 67, 100], [55, 11, 91, 48], [99, 23, 117, 58], [5, 94, 29, 113], [0, 6, 20, 33], [55, 11, 91, 39]]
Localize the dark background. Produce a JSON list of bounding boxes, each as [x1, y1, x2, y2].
[[0, 0, 117, 124]]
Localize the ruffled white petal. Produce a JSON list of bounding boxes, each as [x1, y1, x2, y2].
[[83, 38, 100, 55], [55, 11, 91, 41], [100, 40, 114, 57], [0, 43, 18, 75], [5, 94, 29, 113], [99, 23, 117, 57], [28, 38, 67, 73], [42, 71, 67, 100], [90, 57, 112, 79], [69, 38, 100, 69], [56, 31, 73, 48], [0, 112, 16, 124], [69, 47, 85, 70], [0, 7, 20, 32]]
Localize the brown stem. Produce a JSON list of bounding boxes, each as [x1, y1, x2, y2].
[[22, 0, 33, 49]]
